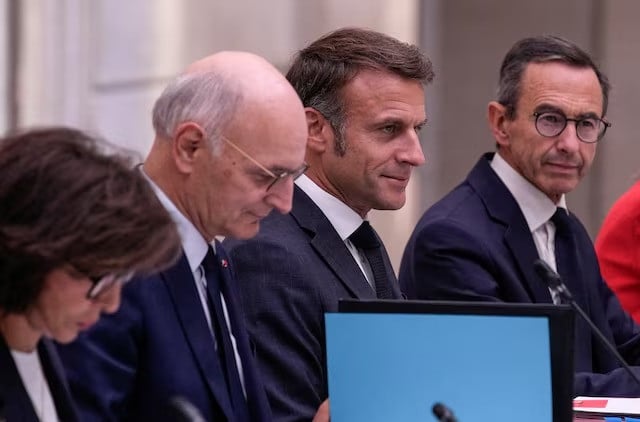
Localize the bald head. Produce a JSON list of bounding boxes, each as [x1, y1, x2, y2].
[[145, 50, 308, 240], [151, 51, 303, 146], [185, 51, 282, 82]]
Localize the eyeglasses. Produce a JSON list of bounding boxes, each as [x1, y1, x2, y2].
[[533, 111, 611, 144], [221, 136, 309, 191], [86, 272, 134, 300]]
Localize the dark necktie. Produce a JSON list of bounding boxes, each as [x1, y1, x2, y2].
[[202, 247, 249, 420], [349, 221, 394, 299], [550, 208, 579, 304]]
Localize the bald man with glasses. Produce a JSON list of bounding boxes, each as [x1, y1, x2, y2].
[[57, 51, 330, 422]]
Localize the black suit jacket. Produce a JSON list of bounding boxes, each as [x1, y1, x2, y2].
[[0, 336, 78, 422], [399, 153, 640, 396], [224, 186, 401, 422], [57, 243, 271, 421]]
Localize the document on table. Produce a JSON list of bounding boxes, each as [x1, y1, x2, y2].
[[574, 396, 640, 419]]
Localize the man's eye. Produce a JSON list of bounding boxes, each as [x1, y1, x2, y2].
[[381, 125, 398, 134], [578, 119, 597, 129], [541, 113, 563, 124], [254, 173, 275, 184]]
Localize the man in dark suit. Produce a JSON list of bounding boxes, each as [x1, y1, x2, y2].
[[400, 35, 640, 396], [224, 28, 434, 421], [56, 52, 313, 421]]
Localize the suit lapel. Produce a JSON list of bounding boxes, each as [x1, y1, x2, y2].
[[0, 336, 39, 421], [38, 339, 78, 421], [290, 187, 376, 299], [162, 253, 234, 419], [468, 154, 553, 303]]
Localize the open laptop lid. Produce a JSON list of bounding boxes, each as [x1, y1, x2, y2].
[[325, 299, 574, 422]]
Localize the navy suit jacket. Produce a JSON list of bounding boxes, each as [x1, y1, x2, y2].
[[57, 244, 271, 421], [224, 186, 401, 422], [0, 336, 78, 422], [399, 153, 640, 397]]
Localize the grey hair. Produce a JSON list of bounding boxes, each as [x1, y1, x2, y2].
[[151, 69, 242, 153], [497, 35, 610, 120]]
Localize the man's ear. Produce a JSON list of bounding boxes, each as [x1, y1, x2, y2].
[[305, 107, 333, 153], [487, 101, 510, 148], [172, 122, 206, 174]]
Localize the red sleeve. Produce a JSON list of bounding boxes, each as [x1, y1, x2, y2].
[[596, 181, 640, 322]]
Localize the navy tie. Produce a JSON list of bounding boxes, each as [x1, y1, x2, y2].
[[202, 247, 249, 421], [551, 208, 579, 304], [349, 221, 394, 299]]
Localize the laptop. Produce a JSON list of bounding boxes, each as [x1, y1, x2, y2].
[[325, 299, 574, 422]]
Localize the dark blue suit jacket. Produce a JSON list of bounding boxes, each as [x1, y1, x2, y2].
[[57, 244, 271, 421], [224, 186, 401, 422], [399, 153, 640, 397], [0, 336, 78, 422]]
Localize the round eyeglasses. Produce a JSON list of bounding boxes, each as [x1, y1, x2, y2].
[[533, 111, 611, 144]]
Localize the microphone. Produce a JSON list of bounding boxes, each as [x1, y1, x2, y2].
[[533, 259, 640, 388], [166, 396, 206, 422], [432, 402, 458, 422]]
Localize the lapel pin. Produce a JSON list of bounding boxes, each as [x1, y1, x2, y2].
[[221, 259, 229, 268]]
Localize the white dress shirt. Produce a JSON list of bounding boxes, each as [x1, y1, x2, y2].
[[11, 348, 59, 422], [296, 175, 376, 288], [491, 152, 567, 303]]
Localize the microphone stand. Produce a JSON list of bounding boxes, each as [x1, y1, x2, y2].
[[533, 259, 640, 388]]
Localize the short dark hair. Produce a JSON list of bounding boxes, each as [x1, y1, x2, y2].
[[497, 35, 610, 120], [286, 27, 435, 154], [0, 127, 182, 313]]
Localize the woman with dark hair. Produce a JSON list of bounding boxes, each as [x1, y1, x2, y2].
[[0, 127, 181, 421]]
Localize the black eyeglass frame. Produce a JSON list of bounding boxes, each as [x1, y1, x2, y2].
[[532, 111, 611, 144]]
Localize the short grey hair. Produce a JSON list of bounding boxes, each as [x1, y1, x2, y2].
[[497, 35, 610, 120], [151, 70, 242, 153]]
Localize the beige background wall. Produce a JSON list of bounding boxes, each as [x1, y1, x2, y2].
[[410, 0, 639, 272], [3, 0, 639, 271], [0, 0, 8, 133]]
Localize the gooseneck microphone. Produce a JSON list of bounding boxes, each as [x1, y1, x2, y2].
[[533, 259, 640, 389], [432, 402, 458, 422]]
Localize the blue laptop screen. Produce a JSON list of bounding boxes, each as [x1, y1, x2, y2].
[[325, 312, 553, 422]]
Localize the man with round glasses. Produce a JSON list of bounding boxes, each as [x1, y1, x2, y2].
[[400, 35, 640, 397]]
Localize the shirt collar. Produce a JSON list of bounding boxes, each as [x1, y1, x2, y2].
[[295, 174, 365, 240], [140, 168, 213, 273], [490, 152, 567, 232]]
